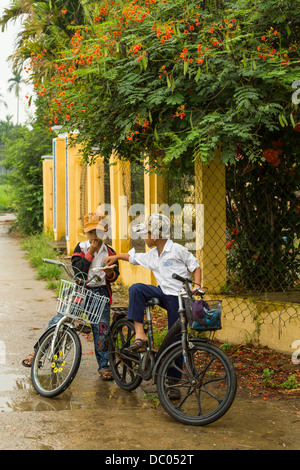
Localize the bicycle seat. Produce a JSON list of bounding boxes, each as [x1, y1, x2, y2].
[[145, 298, 160, 306]]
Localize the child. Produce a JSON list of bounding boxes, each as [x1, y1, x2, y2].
[[104, 213, 201, 396], [23, 212, 119, 382], [70, 212, 120, 380]]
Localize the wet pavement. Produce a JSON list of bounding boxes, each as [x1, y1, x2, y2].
[[0, 213, 299, 451]]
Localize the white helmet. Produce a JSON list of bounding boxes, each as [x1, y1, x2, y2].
[[133, 213, 171, 239]]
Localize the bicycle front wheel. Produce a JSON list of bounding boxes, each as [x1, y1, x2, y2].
[[156, 339, 237, 426], [31, 325, 82, 398], [109, 318, 142, 391]]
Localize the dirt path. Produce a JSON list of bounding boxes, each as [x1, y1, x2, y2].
[[0, 213, 299, 451]]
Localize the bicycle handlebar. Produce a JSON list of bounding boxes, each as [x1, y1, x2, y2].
[[42, 258, 101, 285], [172, 273, 192, 283], [172, 273, 208, 296]]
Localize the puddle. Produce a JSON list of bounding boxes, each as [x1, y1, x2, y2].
[[0, 394, 82, 413], [0, 373, 31, 392], [0, 369, 143, 415]]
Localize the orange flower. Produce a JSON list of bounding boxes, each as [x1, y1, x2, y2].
[[61, 9, 67, 15]]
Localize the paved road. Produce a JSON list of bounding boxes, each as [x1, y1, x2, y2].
[[0, 214, 299, 452]]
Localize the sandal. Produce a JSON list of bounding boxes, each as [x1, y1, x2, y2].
[[99, 368, 114, 381], [168, 387, 181, 401], [22, 352, 35, 368], [128, 338, 148, 352]]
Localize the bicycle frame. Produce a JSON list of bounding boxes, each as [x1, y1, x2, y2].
[[138, 284, 197, 382], [177, 288, 198, 382], [47, 303, 75, 360]]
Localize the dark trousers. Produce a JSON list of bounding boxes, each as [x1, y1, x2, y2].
[[127, 283, 182, 381], [127, 283, 179, 329]]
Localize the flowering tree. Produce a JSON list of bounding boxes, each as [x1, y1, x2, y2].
[[2, 0, 299, 291], [5, 0, 297, 170]]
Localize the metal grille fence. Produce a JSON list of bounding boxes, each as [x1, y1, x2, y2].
[[77, 154, 299, 330]]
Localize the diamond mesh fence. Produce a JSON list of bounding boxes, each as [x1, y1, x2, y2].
[[78, 154, 299, 331]]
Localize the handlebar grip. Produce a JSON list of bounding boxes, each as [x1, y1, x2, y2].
[[42, 258, 63, 266], [172, 273, 191, 283]]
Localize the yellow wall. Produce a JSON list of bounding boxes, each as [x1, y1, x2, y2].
[[53, 137, 66, 241], [41, 139, 300, 354], [214, 296, 300, 355], [195, 155, 226, 293], [42, 155, 53, 231]]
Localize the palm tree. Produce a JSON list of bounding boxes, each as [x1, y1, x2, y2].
[[1, 0, 95, 89], [8, 70, 24, 124]]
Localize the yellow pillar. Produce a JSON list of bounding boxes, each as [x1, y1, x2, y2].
[[87, 163, 96, 213], [90, 158, 105, 212], [195, 154, 226, 293], [41, 155, 53, 232], [144, 163, 169, 213], [65, 134, 83, 255], [53, 137, 66, 242], [109, 152, 132, 254], [144, 161, 169, 285]]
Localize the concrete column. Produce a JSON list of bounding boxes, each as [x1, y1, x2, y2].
[[195, 154, 226, 293], [53, 137, 66, 241], [109, 152, 131, 254], [41, 155, 53, 233]]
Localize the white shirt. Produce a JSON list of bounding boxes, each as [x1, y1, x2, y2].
[[79, 240, 109, 285], [128, 239, 200, 296]]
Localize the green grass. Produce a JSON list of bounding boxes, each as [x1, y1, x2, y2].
[[21, 232, 67, 290], [0, 184, 14, 212]]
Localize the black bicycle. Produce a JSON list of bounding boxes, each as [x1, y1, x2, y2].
[[109, 274, 237, 426]]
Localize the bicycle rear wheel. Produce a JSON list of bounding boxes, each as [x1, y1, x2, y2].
[[31, 325, 82, 398], [109, 318, 142, 391], [156, 339, 237, 426]]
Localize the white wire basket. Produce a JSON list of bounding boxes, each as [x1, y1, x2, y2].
[[57, 279, 110, 324]]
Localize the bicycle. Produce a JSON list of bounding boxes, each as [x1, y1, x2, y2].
[[109, 273, 237, 426], [30, 258, 110, 398]]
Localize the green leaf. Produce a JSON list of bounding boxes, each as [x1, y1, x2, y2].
[[290, 113, 296, 128], [142, 54, 147, 70], [183, 61, 189, 76], [195, 67, 201, 83]]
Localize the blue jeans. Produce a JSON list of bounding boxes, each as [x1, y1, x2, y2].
[[48, 285, 111, 373]]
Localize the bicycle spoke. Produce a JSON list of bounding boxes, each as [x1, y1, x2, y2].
[[31, 327, 81, 397], [109, 319, 143, 391], [156, 340, 237, 425]]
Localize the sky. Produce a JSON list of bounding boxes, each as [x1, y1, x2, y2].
[[0, 0, 35, 125]]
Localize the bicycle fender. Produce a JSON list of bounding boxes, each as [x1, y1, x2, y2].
[[33, 323, 76, 351], [153, 340, 181, 384]]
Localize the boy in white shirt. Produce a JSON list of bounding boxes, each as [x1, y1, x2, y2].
[[104, 213, 201, 351]]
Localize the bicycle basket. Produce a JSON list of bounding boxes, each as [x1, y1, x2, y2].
[[57, 279, 109, 324], [190, 299, 222, 331]]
